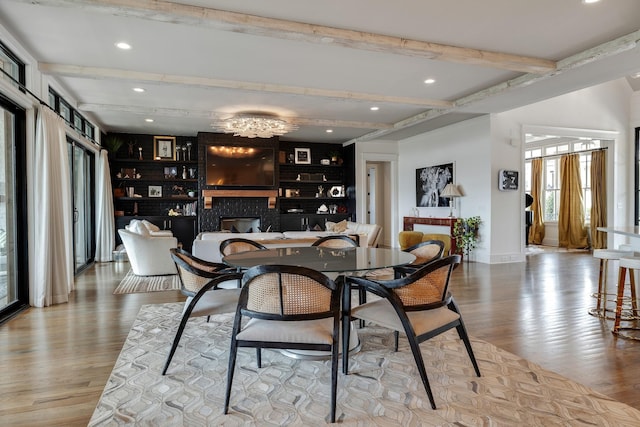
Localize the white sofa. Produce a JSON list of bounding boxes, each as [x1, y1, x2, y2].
[[192, 221, 381, 263], [118, 228, 178, 276]]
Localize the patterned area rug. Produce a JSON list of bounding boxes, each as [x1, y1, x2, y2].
[[113, 270, 180, 294], [89, 303, 640, 426]]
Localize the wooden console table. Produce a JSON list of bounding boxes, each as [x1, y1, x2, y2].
[[403, 216, 458, 255]]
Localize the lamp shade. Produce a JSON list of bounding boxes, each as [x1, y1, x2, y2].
[[441, 183, 462, 198]]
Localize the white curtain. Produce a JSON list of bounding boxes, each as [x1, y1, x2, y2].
[[30, 108, 74, 307], [95, 149, 115, 262]]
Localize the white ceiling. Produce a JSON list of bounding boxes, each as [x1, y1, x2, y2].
[[1, 0, 639, 144]]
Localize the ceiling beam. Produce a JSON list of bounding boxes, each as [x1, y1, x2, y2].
[[39, 62, 453, 108], [78, 103, 393, 130], [347, 29, 640, 144], [19, 0, 556, 74]]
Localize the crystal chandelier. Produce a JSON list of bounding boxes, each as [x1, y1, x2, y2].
[[212, 113, 297, 138]]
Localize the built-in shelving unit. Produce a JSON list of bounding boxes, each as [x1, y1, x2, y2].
[[109, 134, 199, 251], [277, 156, 350, 231]]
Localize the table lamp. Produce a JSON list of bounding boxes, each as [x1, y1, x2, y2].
[[441, 183, 462, 217]]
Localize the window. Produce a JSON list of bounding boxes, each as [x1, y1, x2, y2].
[[525, 136, 601, 223], [0, 41, 25, 89], [48, 88, 96, 142]]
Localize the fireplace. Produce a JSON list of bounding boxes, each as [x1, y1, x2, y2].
[[220, 217, 261, 233]]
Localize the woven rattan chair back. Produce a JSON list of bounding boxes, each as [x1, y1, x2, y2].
[[171, 248, 232, 295], [393, 259, 451, 308], [245, 271, 333, 317], [312, 235, 358, 249], [219, 238, 267, 257]]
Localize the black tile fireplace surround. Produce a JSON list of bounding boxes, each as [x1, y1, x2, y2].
[[199, 197, 279, 232], [220, 217, 261, 233]]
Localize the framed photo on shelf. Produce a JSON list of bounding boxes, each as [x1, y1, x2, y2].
[[164, 166, 177, 178], [294, 148, 311, 164], [148, 185, 162, 198], [153, 136, 176, 160]]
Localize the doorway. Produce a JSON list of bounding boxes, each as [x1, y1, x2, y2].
[[366, 161, 391, 247]]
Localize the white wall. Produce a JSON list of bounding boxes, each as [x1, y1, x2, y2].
[[496, 79, 632, 251], [356, 78, 634, 263], [398, 116, 493, 263]]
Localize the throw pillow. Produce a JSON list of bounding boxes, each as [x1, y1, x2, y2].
[[325, 221, 336, 232], [132, 220, 150, 236], [126, 219, 140, 231], [141, 219, 160, 232], [333, 220, 348, 233]]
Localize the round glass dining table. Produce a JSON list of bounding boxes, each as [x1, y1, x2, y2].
[[223, 246, 415, 360], [222, 246, 416, 274]]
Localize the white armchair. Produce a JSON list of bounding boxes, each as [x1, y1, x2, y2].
[[118, 229, 178, 276]]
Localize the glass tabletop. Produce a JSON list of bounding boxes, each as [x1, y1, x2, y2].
[[223, 246, 415, 273]]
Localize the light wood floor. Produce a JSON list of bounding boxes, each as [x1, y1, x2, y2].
[[1, 251, 640, 426]]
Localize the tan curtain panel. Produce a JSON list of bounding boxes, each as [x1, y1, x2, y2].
[[529, 158, 545, 245], [590, 150, 607, 249], [558, 154, 588, 249]]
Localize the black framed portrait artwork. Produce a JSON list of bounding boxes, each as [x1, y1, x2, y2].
[[416, 163, 453, 207]]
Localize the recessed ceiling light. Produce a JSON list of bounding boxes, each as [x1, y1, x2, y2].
[[424, 78, 436, 84], [326, 129, 333, 133], [582, 0, 600, 4], [115, 42, 131, 50], [145, 118, 154, 122], [133, 87, 145, 92], [370, 106, 379, 111]]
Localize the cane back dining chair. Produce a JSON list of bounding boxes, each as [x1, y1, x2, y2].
[[392, 239, 446, 278], [219, 237, 267, 257], [364, 239, 445, 282], [343, 255, 480, 410], [312, 234, 359, 248], [162, 248, 243, 375], [224, 264, 342, 423]]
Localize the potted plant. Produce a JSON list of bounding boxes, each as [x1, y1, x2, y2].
[[103, 136, 124, 158], [453, 216, 481, 260]]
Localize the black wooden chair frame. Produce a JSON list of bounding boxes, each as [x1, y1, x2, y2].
[[162, 249, 243, 375], [224, 264, 342, 423], [342, 255, 480, 410]]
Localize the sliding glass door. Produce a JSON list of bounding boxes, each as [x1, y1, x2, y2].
[[68, 140, 95, 273], [0, 96, 27, 321]]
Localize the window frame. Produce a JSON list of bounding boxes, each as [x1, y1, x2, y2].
[[48, 88, 97, 143], [525, 138, 600, 224]]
